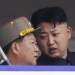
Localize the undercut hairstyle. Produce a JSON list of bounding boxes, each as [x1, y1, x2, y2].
[[31, 6, 67, 28]]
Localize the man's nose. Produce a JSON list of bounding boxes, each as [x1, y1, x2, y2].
[[34, 45, 39, 52], [47, 36, 55, 46]]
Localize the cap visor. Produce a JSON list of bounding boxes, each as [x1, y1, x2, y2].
[[33, 27, 41, 35]]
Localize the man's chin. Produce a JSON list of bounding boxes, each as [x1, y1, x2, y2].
[[31, 61, 37, 65], [49, 54, 60, 59]]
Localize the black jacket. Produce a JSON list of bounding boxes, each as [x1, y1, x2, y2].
[[37, 50, 75, 65]]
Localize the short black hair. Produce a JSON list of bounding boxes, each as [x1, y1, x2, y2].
[[31, 6, 67, 28], [3, 36, 24, 55]]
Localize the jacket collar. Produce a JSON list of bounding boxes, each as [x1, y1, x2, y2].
[[40, 50, 75, 65], [67, 50, 75, 65]]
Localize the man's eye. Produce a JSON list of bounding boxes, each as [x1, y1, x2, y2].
[[31, 42, 37, 45], [39, 36, 47, 39], [53, 33, 59, 36], [31, 42, 35, 44]]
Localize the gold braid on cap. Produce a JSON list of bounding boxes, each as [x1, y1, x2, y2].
[[20, 27, 34, 36]]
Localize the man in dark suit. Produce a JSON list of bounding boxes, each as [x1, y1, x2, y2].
[[0, 16, 41, 65], [31, 6, 75, 65]]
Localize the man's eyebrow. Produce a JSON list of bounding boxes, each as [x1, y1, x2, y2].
[[38, 29, 57, 35], [40, 31, 46, 34], [51, 29, 57, 32], [30, 37, 36, 41]]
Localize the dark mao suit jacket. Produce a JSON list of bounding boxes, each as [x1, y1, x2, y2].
[[37, 50, 75, 65]]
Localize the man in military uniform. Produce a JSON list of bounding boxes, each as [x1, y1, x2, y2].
[[0, 16, 41, 65]]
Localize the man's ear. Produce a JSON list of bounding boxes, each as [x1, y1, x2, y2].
[[11, 42, 21, 55], [67, 27, 72, 39]]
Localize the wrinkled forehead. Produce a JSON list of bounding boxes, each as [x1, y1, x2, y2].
[[23, 33, 36, 41]]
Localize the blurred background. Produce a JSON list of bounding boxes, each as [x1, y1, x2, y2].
[[0, 0, 75, 52]]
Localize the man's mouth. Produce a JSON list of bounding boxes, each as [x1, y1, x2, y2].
[[34, 55, 38, 59], [49, 48, 57, 54]]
